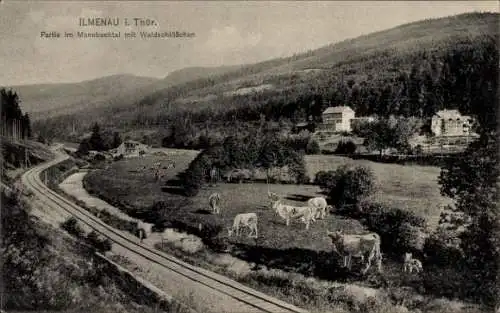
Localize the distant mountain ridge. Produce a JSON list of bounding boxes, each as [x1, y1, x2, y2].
[[8, 65, 242, 120], [30, 11, 499, 142]]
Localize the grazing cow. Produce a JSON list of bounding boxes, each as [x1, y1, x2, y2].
[[403, 252, 423, 273], [227, 213, 258, 238], [208, 192, 222, 214], [307, 197, 333, 220], [272, 200, 314, 230], [267, 191, 280, 207], [162, 162, 175, 169], [326, 230, 382, 274]]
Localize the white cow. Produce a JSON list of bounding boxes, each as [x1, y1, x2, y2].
[[272, 200, 314, 230], [307, 197, 333, 220], [403, 252, 423, 273], [267, 191, 280, 207], [327, 230, 383, 274], [209, 192, 222, 214], [228, 213, 258, 238]]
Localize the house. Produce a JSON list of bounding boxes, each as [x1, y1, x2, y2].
[[431, 109, 473, 137], [114, 140, 149, 158], [321, 106, 356, 132]]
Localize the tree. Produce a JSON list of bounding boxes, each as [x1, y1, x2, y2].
[[362, 117, 421, 155], [362, 119, 393, 156], [111, 132, 122, 149], [76, 138, 91, 156], [22, 113, 32, 139], [439, 133, 499, 308], [88, 123, 105, 151]]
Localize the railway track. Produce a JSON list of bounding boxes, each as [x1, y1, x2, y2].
[[21, 150, 309, 313]]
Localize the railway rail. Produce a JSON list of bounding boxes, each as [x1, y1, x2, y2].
[[21, 149, 309, 313]]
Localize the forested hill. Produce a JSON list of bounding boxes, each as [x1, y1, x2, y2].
[[35, 12, 498, 142]]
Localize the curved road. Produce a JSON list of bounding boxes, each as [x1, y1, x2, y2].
[[21, 149, 308, 313]]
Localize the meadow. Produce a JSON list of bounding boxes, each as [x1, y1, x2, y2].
[[82, 150, 487, 309], [85, 151, 450, 269], [86, 149, 449, 227]]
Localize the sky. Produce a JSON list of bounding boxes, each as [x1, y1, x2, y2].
[[0, 1, 497, 85]]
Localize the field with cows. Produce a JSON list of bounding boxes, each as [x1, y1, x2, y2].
[[80, 149, 483, 313]]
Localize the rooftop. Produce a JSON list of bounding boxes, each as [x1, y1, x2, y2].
[[322, 106, 354, 114], [434, 109, 464, 118]]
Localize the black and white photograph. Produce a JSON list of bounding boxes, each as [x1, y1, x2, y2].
[[0, 1, 498, 312]]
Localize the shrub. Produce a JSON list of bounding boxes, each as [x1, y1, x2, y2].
[[306, 139, 321, 154], [86, 231, 112, 252], [335, 140, 357, 155], [423, 229, 464, 267], [323, 165, 376, 208], [395, 223, 426, 252], [361, 203, 427, 255], [314, 170, 336, 190], [61, 217, 84, 237], [93, 153, 106, 161]]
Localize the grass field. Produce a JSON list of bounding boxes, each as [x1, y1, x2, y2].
[[84, 150, 452, 271], [82, 150, 481, 309], [85, 150, 450, 232], [304, 155, 451, 226]]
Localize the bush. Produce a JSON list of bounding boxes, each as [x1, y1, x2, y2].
[[320, 165, 376, 208], [86, 231, 112, 252], [335, 140, 357, 155], [61, 217, 84, 237], [314, 170, 336, 190], [423, 229, 464, 267], [360, 203, 427, 255], [306, 139, 321, 154], [93, 153, 106, 161]]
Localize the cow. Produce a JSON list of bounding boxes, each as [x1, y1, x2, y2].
[[272, 200, 314, 230], [208, 192, 222, 214], [307, 197, 333, 220], [326, 230, 383, 274], [228, 213, 258, 238], [403, 252, 423, 273], [163, 162, 175, 169], [267, 191, 280, 207]]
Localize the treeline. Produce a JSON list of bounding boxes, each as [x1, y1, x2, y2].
[[1, 88, 32, 139], [179, 131, 309, 196]]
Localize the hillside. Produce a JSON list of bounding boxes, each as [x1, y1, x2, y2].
[[33, 12, 498, 144], [10, 74, 159, 118], [160, 65, 242, 88], [9, 65, 243, 121]]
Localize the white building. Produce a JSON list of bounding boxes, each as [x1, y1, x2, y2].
[[112, 140, 149, 158], [321, 106, 356, 132], [431, 109, 473, 137]]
